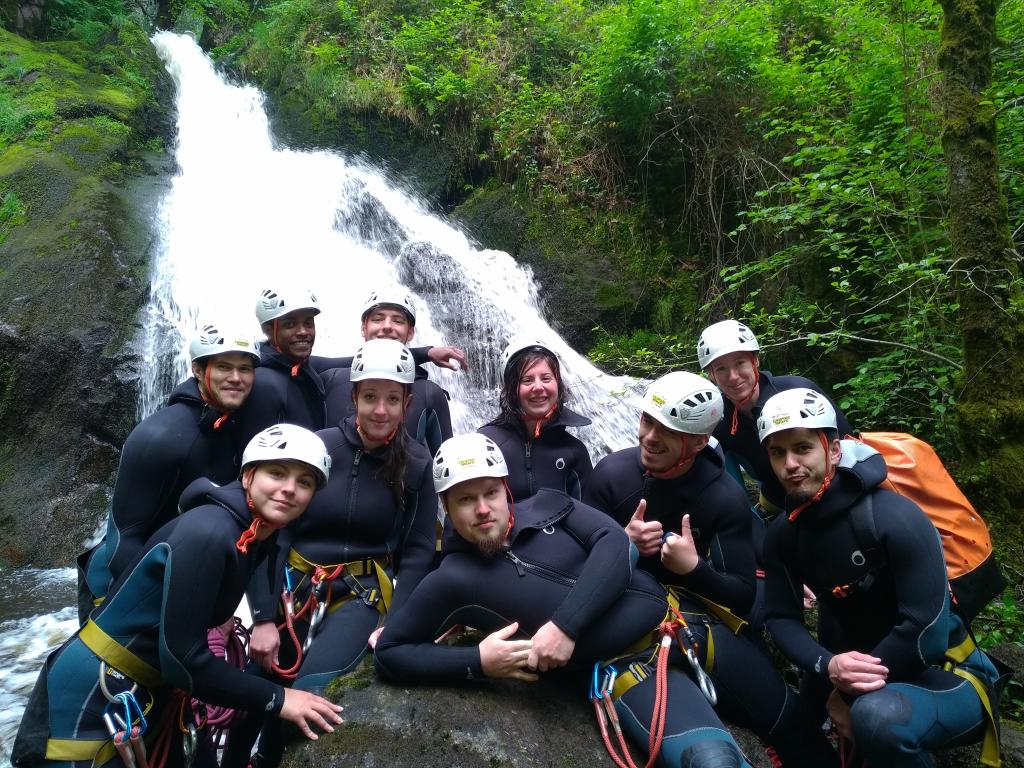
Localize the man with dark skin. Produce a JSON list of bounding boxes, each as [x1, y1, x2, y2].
[[242, 285, 466, 448]]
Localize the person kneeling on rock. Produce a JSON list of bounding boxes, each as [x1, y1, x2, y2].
[[374, 433, 755, 767]]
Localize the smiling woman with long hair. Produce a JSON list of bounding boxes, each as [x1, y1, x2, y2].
[[239, 339, 436, 768], [478, 338, 593, 501]]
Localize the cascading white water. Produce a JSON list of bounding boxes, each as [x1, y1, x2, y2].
[[140, 32, 641, 451], [0, 32, 645, 766]]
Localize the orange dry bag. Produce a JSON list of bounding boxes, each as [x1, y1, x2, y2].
[[849, 432, 1005, 620]]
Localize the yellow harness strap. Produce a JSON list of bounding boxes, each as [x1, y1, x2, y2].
[[286, 551, 393, 615], [611, 664, 650, 700], [942, 635, 1002, 767], [79, 620, 163, 690], [673, 587, 747, 635], [45, 737, 116, 765]]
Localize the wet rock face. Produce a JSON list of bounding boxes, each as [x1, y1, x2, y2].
[[284, 661, 779, 768], [283, 651, 1024, 768], [0, 26, 174, 566]]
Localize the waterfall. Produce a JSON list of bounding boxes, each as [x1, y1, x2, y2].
[[0, 33, 645, 765], [140, 31, 640, 452]]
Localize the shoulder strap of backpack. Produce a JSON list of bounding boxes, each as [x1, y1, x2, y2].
[[846, 492, 886, 582]]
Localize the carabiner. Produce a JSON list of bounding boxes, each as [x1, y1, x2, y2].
[[182, 722, 198, 768], [684, 647, 717, 705], [304, 602, 327, 652]]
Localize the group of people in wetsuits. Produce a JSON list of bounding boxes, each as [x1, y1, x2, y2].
[[13, 292, 1007, 768]]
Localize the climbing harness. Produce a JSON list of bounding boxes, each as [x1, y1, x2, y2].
[[272, 554, 392, 680], [590, 607, 718, 768]]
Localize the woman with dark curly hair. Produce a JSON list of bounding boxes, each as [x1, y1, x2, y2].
[[478, 338, 593, 501]]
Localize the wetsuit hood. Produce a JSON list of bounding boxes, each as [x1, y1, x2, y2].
[[443, 488, 575, 555], [260, 346, 303, 370], [487, 405, 592, 436], [783, 438, 887, 523], [178, 478, 256, 530]]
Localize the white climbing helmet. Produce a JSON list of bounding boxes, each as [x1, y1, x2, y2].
[[241, 424, 331, 488], [697, 320, 760, 370], [254, 287, 321, 326], [432, 433, 508, 493], [501, 336, 556, 375], [350, 339, 417, 384], [637, 371, 724, 435], [189, 324, 260, 363], [757, 388, 837, 444], [360, 289, 417, 325]]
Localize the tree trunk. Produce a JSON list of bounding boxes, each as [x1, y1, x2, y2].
[[939, 0, 1024, 523]]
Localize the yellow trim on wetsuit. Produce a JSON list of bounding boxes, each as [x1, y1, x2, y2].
[[80, 620, 163, 690], [942, 635, 1002, 767]]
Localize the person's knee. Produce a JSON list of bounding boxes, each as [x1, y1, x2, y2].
[[676, 737, 747, 767], [850, 688, 918, 755], [660, 729, 749, 768]]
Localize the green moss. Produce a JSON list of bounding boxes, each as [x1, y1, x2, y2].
[[322, 657, 376, 698], [0, 187, 27, 245]]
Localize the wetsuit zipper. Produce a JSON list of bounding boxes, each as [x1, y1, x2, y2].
[[504, 548, 576, 586], [524, 440, 535, 496], [343, 449, 362, 562]]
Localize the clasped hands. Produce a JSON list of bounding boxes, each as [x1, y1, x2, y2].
[[479, 620, 576, 681]]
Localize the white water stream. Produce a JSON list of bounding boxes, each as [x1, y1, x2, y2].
[[0, 32, 642, 765]]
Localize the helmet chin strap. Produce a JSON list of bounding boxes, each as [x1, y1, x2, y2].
[[531, 403, 558, 438], [728, 353, 760, 436], [503, 478, 516, 539], [647, 433, 697, 480], [787, 431, 836, 522], [235, 467, 285, 553], [199, 365, 229, 429]]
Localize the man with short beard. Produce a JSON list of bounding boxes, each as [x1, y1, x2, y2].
[[759, 388, 1004, 767], [374, 433, 756, 768]]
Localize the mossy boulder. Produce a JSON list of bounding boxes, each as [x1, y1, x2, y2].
[[0, 24, 174, 565], [283, 649, 1024, 768]]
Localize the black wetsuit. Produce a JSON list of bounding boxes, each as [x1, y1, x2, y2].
[[236, 348, 328, 448], [586, 446, 835, 767], [14, 481, 285, 768], [82, 378, 243, 610], [763, 441, 1001, 767], [375, 490, 753, 767], [714, 370, 852, 511], [322, 363, 453, 458], [478, 407, 593, 501], [236, 418, 435, 767]]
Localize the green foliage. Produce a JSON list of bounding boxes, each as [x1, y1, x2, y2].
[[0, 188, 27, 244], [39, 0, 132, 42], [973, 593, 1024, 721]]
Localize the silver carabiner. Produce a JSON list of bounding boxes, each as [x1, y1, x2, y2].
[[304, 602, 327, 652], [685, 647, 717, 706], [182, 722, 198, 768]]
